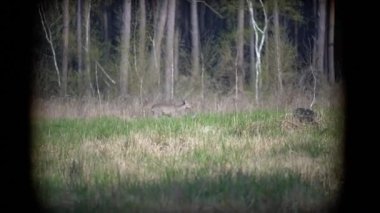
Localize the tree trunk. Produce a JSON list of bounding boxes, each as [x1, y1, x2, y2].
[[250, 28, 256, 90], [120, 0, 131, 97], [247, 0, 268, 104], [236, 0, 244, 93], [191, 0, 200, 83], [199, 3, 206, 35], [150, 0, 167, 89], [317, 0, 327, 75], [84, 0, 92, 97], [312, 0, 318, 69], [174, 27, 179, 83], [103, 3, 109, 60], [273, 0, 283, 95], [264, 24, 269, 89], [138, 0, 146, 73], [77, 0, 83, 95], [61, 0, 69, 97], [294, 21, 298, 64], [165, 0, 176, 100], [328, 0, 335, 83]]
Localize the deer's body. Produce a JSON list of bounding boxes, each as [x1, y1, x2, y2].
[[151, 100, 191, 117]]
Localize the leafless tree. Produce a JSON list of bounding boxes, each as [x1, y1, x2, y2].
[[120, 0, 131, 97], [77, 0, 83, 93], [191, 0, 200, 83], [328, 0, 335, 83], [236, 0, 245, 96], [62, 0, 69, 96], [84, 0, 92, 97], [149, 0, 168, 88], [273, 0, 283, 95], [38, 6, 61, 88], [165, 0, 176, 100], [138, 0, 146, 74], [102, 1, 110, 59], [316, 0, 327, 75], [249, 24, 256, 90], [247, 0, 268, 104]]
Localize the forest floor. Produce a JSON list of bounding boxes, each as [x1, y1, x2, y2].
[[31, 106, 344, 212]]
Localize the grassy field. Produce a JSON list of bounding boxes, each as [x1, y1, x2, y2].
[[31, 108, 344, 212]]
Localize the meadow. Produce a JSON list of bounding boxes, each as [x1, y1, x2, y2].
[[31, 106, 344, 212]]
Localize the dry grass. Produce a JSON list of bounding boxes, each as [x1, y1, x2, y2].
[[31, 82, 344, 121], [32, 106, 344, 211]]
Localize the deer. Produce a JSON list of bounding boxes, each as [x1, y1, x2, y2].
[[151, 100, 191, 117]]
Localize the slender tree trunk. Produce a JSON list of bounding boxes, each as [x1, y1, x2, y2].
[[191, 0, 200, 83], [199, 3, 206, 35], [120, 0, 131, 97], [236, 0, 244, 93], [264, 24, 269, 88], [84, 0, 92, 97], [165, 0, 176, 100], [328, 0, 335, 83], [317, 0, 327, 75], [273, 0, 283, 95], [61, 0, 69, 97], [294, 21, 298, 64], [103, 3, 109, 60], [150, 0, 167, 89], [312, 0, 318, 69], [138, 0, 146, 72], [77, 0, 83, 94], [174, 27, 179, 83], [247, 0, 268, 104], [250, 28, 256, 90]]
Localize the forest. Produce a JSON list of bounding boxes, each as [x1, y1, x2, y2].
[[33, 0, 341, 114]]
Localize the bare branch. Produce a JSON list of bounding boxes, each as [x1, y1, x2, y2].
[[197, 0, 224, 19], [95, 60, 116, 84], [39, 6, 61, 87]]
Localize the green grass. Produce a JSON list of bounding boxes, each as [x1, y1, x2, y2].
[[32, 108, 344, 212]]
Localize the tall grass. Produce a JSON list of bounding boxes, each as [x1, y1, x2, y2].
[[32, 108, 343, 212]]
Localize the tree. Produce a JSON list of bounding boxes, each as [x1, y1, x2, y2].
[[236, 0, 245, 95], [191, 0, 200, 83], [120, 0, 131, 97], [77, 0, 83, 94], [316, 0, 327, 76], [273, 0, 283, 95], [150, 0, 168, 88], [102, 1, 110, 60], [38, 5, 61, 89], [174, 27, 180, 83], [61, 0, 69, 96], [84, 0, 92, 97], [328, 0, 335, 83], [249, 24, 256, 90], [165, 0, 176, 100], [138, 0, 146, 74], [247, 0, 268, 104]]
